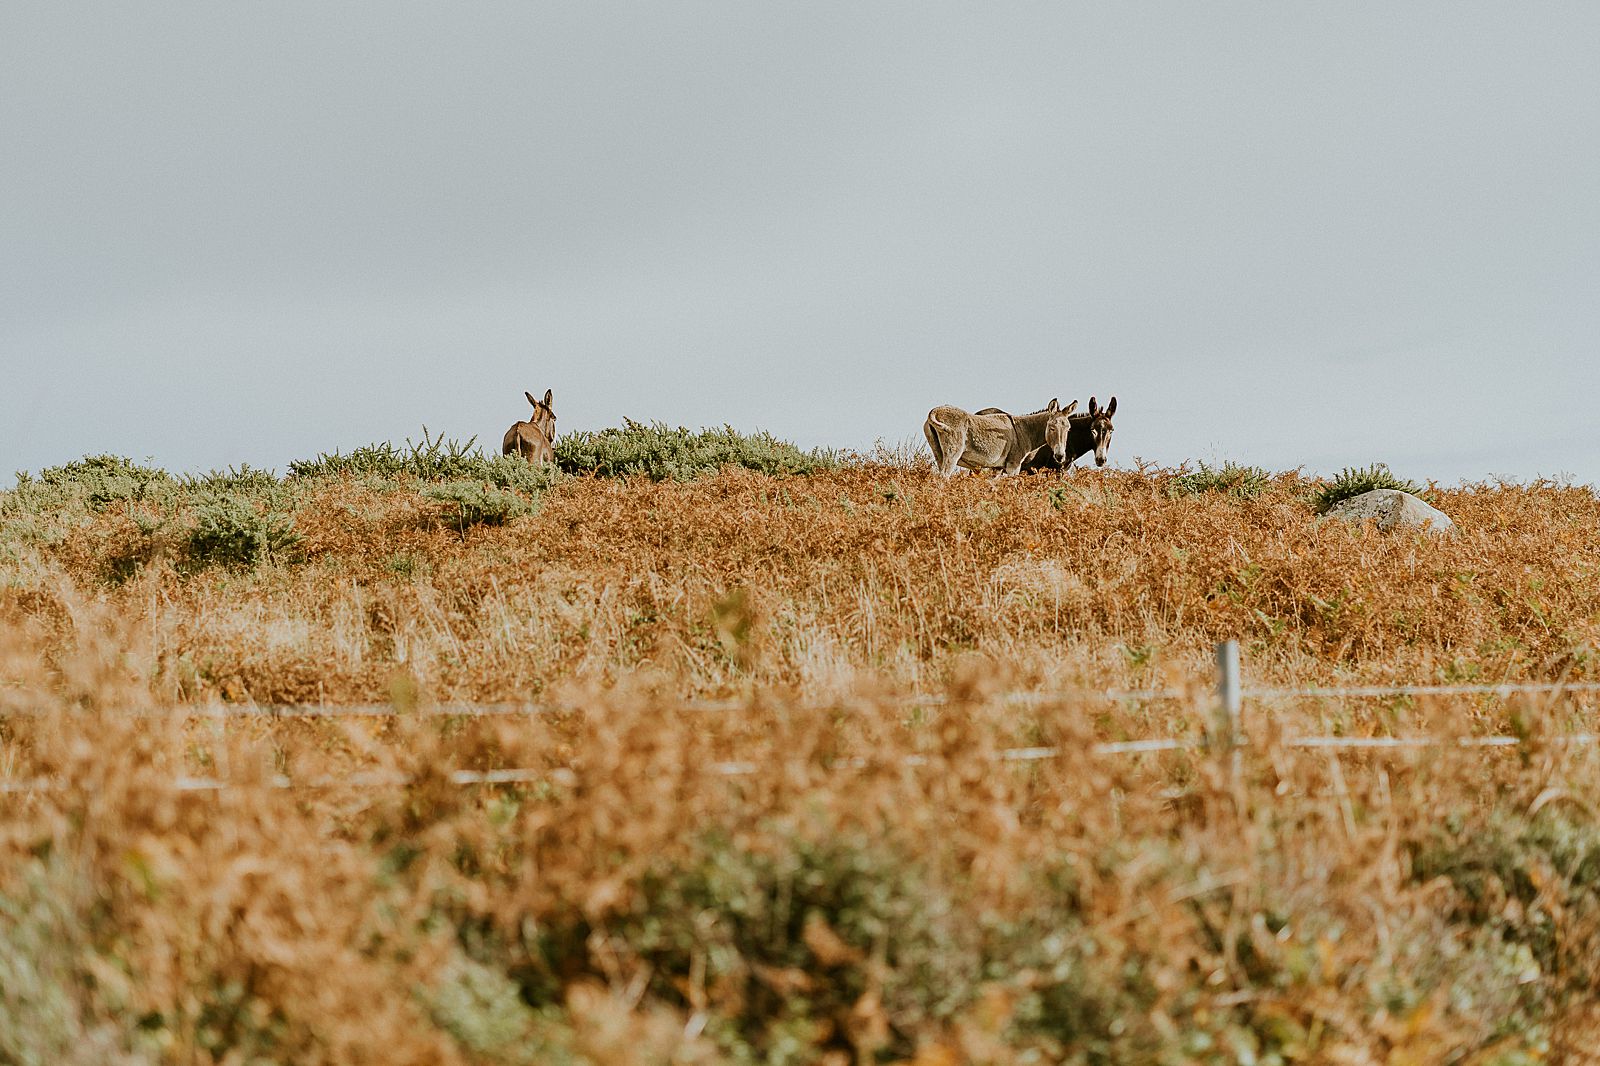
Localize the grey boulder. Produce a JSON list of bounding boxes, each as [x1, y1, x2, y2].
[[1321, 489, 1454, 534]]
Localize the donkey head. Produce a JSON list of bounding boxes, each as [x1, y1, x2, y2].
[[524, 389, 557, 443], [1043, 399, 1081, 465], [1086, 395, 1117, 467]]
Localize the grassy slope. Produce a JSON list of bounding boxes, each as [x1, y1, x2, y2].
[[8, 466, 1599, 704], [2, 459, 1600, 1062]]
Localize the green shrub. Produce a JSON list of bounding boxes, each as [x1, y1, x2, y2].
[[514, 831, 1184, 1061], [288, 428, 477, 480], [4, 456, 177, 550], [0, 869, 94, 1062], [289, 429, 561, 492], [419, 958, 552, 1063], [184, 493, 301, 572], [1314, 463, 1427, 513], [32, 454, 175, 512], [1409, 805, 1600, 998], [1169, 461, 1272, 500], [422, 482, 535, 532], [478, 456, 562, 496], [554, 420, 838, 481], [181, 463, 283, 496], [599, 832, 985, 1059]]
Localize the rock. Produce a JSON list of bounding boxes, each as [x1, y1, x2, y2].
[[1321, 489, 1454, 534]]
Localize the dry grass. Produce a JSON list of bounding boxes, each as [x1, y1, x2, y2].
[[12, 466, 1600, 705], [3, 463, 1600, 1062]]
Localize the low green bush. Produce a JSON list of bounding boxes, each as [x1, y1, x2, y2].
[[23, 454, 175, 513], [289, 429, 561, 493], [422, 481, 535, 532], [482, 831, 1177, 1062], [481, 456, 563, 496], [0, 859, 139, 1063], [1314, 463, 1427, 513], [287, 427, 476, 480], [477, 832, 978, 1060], [180, 463, 285, 498], [1169, 461, 1273, 500], [554, 419, 838, 481], [1410, 805, 1600, 996], [184, 493, 302, 572]]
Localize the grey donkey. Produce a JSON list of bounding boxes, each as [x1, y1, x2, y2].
[[503, 389, 556, 463], [923, 398, 1079, 477]]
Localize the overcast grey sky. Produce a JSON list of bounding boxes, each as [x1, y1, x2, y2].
[[3, 3, 1597, 484]]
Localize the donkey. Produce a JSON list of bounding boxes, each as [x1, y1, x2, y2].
[[502, 389, 556, 463], [1012, 395, 1118, 473], [923, 398, 1079, 477]]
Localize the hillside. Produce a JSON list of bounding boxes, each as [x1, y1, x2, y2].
[[6, 452, 1597, 705], [3, 440, 1600, 1063]]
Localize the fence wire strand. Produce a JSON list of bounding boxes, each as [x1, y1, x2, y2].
[[3, 664, 1597, 795], [3, 678, 1597, 721]]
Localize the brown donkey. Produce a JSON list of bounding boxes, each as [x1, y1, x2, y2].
[[502, 389, 557, 463], [923, 398, 1078, 477]]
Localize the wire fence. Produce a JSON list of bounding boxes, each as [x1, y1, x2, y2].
[[3, 642, 1597, 795], [5, 681, 1597, 720]]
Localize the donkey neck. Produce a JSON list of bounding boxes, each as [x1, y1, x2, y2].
[[1011, 409, 1059, 449]]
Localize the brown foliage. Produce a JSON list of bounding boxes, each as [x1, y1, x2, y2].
[[13, 468, 1600, 706], [3, 467, 1600, 1061]]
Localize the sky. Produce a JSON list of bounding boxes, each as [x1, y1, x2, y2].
[[3, 3, 1597, 485]]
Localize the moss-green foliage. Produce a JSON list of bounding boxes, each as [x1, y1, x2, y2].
[[620, 834, 979, 1053], [1314, 463, 1427, 513], [3, 438, 561, 575], [417, 956, 600, 1066], [477, 457, 562, 497], [1410, 805, 1600, 998], [180, 463, 287, 499], [38, 454, 175, 511], [287, 428, 560, 493], [2, 456, 176, 555], [1169, 461, 1273, 500], [288, 426, 479, 480], [553, 420, 839, 481], [4, 456, 177, 526], [184, 493, 302, 572], [0, 861, 125, 1064], [0, 851, 312, 1064], [422, 481, 535, 532], [491, 832, 1170, 1063]]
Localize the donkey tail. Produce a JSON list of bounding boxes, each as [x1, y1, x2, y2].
[[925, 410, 968, 473], [922, 413, 947, 470]]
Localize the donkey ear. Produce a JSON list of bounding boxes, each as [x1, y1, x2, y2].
[[1046, 397, 1059, 412], [1061, 399, 1079, 415], [543, 389, 554, 408], [1088, 396, 1099, 417], [1105, 396, 1117, 417], [525, 391, 538, 407]]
